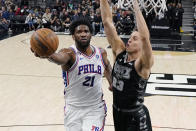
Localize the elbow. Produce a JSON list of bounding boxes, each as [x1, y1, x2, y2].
[[148, 55, 154, 68], [102, 18, 112, 27], [138, 27, 150, 40], [141, 36, 150, 43], [150, 56, 154, 67], [140, 31, 150, 41], [102, 21, 109, 27]]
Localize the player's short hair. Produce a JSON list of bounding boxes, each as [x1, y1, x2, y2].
[[69, 17, 93, 35]]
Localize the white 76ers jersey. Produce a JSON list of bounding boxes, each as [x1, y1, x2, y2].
[[62, 45, 105, 107]]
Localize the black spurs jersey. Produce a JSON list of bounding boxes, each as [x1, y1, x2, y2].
[[112, 51, 148, 110]]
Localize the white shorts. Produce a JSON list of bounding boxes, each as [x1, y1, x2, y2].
[[64, 102, 107, 131]]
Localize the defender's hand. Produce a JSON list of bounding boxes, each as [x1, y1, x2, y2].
[[108, 85, 113, 92]]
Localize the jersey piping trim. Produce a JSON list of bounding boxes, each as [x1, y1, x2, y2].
[[98, 48, 106, 69], [62, 71, 69, 87], [68, 47, 79, 72], [78, 45, 96, 59], [100, 101, 107, 131]]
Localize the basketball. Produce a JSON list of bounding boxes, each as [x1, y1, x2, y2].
[[30, 28, 59, 57]]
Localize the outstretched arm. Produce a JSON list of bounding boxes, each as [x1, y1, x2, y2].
[[134, 0, 154, 77], [31, 48, 75, 70], [48, 48, 76, 71], [48, 48, 74, 66], [100, 0, 125, 59]]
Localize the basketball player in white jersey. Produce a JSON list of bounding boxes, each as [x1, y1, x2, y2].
[[32, 18, 112, 131], [100, 0, 154, 130]]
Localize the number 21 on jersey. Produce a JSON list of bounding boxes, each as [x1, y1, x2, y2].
[[83, 76, 95, 87]]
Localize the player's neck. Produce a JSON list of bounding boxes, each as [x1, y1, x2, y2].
[[126, 52, 139, 62], [77, 45, 94, 56]]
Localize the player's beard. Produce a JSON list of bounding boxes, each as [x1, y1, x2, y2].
[[75, 38, 91, 49]]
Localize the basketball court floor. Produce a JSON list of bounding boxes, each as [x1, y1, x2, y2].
[[0, 32, 196, 131]]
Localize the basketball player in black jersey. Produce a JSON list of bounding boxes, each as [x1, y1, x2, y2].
[[100, 0, 154, 130]]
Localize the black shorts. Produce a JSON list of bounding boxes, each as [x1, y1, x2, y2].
[[113, 105, 152, 131]]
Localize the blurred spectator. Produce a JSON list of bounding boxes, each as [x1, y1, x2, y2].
[[25, 13, 35, 30], [20, 6, 28, 16], [50, 9, 61, 32], [61, 1, 68, 9], [93, 10, 102, 34], [76, 3, 82, 12], [115, 15, 124, 35], [60, 8, 70, 22], [89, 10, 95, 24], [77, 7, 82, 16], [123, 15, 135, 35], [8, 8, 14, 21], [171, 2, 177, 31], [93, 0, 100, 11], [169, 2, 184, 32], [115, 12, 134, 35], [87, 0, 93, 9], [112, 11, 118, 24], [80, 10, 90, 21], [0, 11, 9, 31], [4, 0, 13, 7], [42, 7, 51, 28], [68, 1, 74, 10], [2, 6, 9, 20], [32, 13, 40, 29], [194, 19, 196, 39], [14, 5, 21, 15], [81, 0, 86, 11], [72, 9, 79, 21], [166, 2, 173, 29], [35, 13, 43, 29], [176, 3, 184, 32], [145, 8, 156, 31], [62, 17, 71, 33], [27, 6, 34, 14], [34, 7, 40, 17]]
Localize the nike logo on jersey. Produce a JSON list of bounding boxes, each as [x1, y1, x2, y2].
[[78, 64, 102, 75], [80, 57, 84, 60], [96, 55, 99, 60]]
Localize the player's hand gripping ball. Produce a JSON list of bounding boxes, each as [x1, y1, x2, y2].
[[30, 28, 59, 57]]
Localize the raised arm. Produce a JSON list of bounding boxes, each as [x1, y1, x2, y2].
[[100, 0, 125, 58], [133, 0, 154, 76]]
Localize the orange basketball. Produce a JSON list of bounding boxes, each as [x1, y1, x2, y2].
[[30, 28, 59, 57]]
